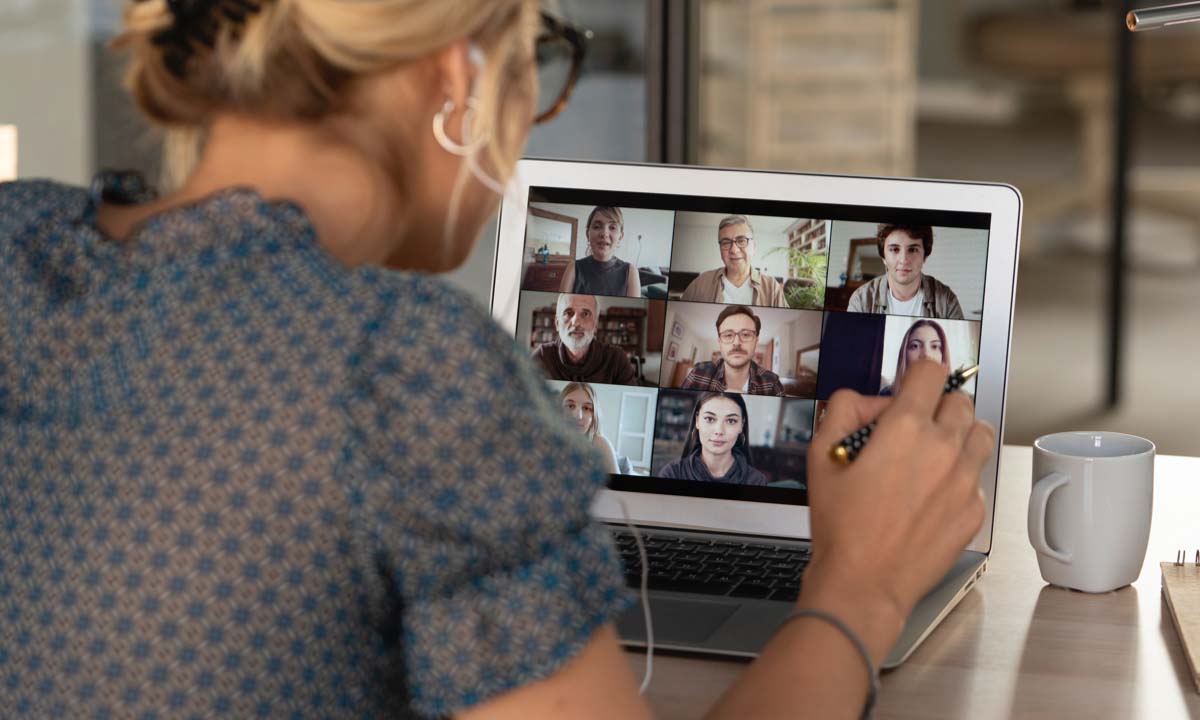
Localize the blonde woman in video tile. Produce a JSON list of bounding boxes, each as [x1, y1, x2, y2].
[[559, 206, 641, 298], [559, 382, 619, 473]]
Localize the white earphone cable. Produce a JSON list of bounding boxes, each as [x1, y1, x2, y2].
[[614, 496, 653, 694]]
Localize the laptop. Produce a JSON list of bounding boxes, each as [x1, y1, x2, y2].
[[491, 158, 1020, 668]]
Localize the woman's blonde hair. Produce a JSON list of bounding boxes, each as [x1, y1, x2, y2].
[[559, 382, 601, 440], [114, 0, 539, 187]]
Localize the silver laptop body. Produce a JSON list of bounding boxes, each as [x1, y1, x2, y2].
[[491, 159, 1020, 668]]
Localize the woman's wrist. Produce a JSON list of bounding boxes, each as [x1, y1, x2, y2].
[[797, 562, 908, 666]]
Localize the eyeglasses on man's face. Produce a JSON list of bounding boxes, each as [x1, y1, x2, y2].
[[534, 12, 592, 124], [718, 329, 758, 344], [718, 236, 753, 250]]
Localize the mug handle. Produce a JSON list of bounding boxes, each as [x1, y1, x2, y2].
[[1028, 471, 1072, 563]]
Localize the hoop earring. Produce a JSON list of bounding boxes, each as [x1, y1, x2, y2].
[[432, 97, 488, 157]]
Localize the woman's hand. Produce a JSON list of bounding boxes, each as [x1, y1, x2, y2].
[[801, 359, 995, 660]]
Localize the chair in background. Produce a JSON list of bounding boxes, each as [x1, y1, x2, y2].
[[968, 6, 1200, 258]]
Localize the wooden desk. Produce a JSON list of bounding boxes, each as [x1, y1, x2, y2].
[[626, 445, 1200, 718]]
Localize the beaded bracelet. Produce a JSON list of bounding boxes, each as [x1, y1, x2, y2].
[[779, 607, 879, 720]]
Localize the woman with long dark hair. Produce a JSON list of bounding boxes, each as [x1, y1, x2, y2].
[[660, 392, 768, 485]]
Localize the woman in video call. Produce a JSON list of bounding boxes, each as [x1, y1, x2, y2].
[[559, 205, 642, 298], [660, 392, 768, 486], [560, 382, 620, 474], [880, 319, 951, 396], [0, 1, 995, 718]]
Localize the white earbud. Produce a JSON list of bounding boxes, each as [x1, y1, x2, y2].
[[468, 42, 485, 69]]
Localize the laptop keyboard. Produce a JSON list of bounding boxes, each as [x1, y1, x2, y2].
[[612, 529, 811, 603]]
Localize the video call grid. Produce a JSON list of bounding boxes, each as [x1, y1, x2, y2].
[[519, 189, 992, 497]]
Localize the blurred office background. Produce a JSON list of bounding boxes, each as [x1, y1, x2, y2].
[[4, 0, 1200, 453]]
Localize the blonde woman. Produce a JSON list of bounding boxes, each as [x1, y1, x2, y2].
[[559, 382, 619, 473], [558, 206, 641, 298], [0, 1, 994, 718]]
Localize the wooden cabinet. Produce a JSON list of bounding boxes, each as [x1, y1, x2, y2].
[[522, 259, 570, 292]]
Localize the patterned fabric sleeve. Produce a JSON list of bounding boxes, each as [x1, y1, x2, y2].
[[342, 274, 633, 718]]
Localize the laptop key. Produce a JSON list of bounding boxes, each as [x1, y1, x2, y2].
[[764, 562, 801, 572]]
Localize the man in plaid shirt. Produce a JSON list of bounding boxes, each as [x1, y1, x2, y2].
[[680, 305, 784, 396]]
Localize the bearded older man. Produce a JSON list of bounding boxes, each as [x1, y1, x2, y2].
[[530, 293, 638, 385]]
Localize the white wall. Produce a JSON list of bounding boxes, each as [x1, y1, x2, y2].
[[0, 125, 15, 180], [790, 310, 823, 372], [880, 316, 981, 394], [742, 395, 782, 446], [0, 0, 92, 184], [670, 211, 800, 278], [827, 221, 989, 319]]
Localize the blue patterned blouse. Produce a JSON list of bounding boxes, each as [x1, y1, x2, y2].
[[0, 176, 632, 719]]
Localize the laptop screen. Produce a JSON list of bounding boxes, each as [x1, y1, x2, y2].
[[515, 185, 990, 507]]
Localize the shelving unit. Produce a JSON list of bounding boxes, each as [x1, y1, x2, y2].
[[786, 218, 828, 255], [698, 0, 916, 176], [654, 390, 696, 444]]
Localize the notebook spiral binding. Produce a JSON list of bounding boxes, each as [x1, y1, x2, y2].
[[1163, 549, 1200, 693]]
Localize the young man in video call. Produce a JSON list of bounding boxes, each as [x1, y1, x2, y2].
[[846, 223, 964, 319], [680, 214, 789, 307], [530, 293, 638, 385], [680, 305, 785, 396]]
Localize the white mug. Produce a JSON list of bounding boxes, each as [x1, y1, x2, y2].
[[1028, 432, 1155, 593]]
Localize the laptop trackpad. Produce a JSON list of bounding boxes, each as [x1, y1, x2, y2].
[[619, 597, 740, 644]]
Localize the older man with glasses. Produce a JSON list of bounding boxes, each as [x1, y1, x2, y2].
[[680, 305, 784, 396], [680, 214, 789, 307]]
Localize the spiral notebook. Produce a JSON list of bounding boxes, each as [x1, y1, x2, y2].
[[1161, 559, 1200, 693]]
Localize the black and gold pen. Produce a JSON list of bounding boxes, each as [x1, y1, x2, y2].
[[828, 365, 980, 466]]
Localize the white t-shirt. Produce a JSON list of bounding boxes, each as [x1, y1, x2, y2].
[[889, 289, 925, 317], [722, 275, 753, 305]]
